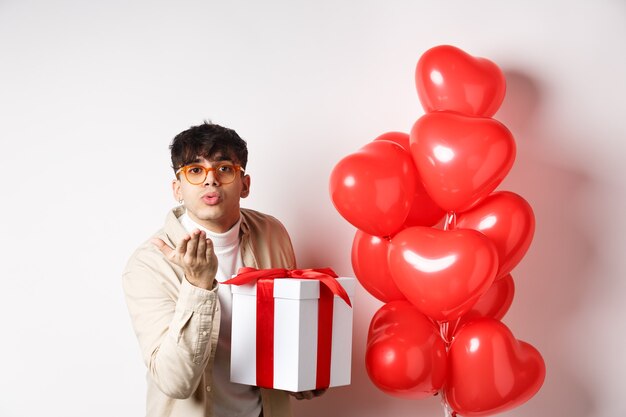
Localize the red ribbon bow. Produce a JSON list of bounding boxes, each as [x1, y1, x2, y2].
[[224, 267, 352, 307], [224, 267, 351, 389]]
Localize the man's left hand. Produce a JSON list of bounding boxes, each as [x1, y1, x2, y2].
[[289, 389, 327, 400]]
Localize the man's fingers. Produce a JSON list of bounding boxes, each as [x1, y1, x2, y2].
[[312, 389, 326, 397], [176, 235, 191, 257], [204, 238, 214, 262], [151, 238, 173, 257], [186, 230, 200, 260], [197, 232, 207, 258], [289, 392, 304, 400], [289, 391, 315, 400]]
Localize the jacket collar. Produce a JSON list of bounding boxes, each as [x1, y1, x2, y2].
[[165, 206, 188, 246]]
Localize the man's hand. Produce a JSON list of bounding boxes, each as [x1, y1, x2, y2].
[[152, 229, 218, 290], [289, 389, 327, 400]]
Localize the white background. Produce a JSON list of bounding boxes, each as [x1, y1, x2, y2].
[[1, 1, 625, 416]]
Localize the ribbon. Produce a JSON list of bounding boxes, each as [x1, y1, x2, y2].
[[224, 267, 352, 307], [224, 267, 352, 389]]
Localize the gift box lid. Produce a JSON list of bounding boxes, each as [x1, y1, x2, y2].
[[229, 277, 355, 301]]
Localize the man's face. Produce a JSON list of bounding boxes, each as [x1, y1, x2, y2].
[[172, 154, 250, 233]]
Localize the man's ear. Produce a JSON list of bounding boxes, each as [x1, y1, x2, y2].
[[172, 179, 182, 202], [241, 175, 251, 198]]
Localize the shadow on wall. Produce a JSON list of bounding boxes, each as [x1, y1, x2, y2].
[[491, 69, 597, 417], [293, 69, 598, 417]]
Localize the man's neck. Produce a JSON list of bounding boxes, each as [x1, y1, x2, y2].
[[186, 212, 241, 234], [179, 212, 241, 242]]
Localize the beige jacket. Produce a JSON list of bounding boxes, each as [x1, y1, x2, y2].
[[123, 207, 296, 417]]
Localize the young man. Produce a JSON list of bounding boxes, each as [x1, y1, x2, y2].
[[123, 122, 320, 417]]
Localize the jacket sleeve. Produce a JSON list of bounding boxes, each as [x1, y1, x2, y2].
[[122, 250, 219, 399]]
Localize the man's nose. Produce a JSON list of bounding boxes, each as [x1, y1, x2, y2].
[[204, 169, 219, 186]]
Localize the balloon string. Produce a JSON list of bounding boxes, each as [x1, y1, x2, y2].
[[449, 317, 461, 340], [438, 319, 460, 347], [439, 321, 450, 345], [439, 389, 457, 417], [438, 321, 457, 417], [444, 212, 457, 231]]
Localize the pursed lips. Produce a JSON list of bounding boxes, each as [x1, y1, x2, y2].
[[201, 192, 221, 205]]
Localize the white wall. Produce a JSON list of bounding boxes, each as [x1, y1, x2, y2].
[[1, 1, 625, 416]]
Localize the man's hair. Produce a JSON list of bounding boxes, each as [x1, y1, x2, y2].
[[170, 121, 248, 174]]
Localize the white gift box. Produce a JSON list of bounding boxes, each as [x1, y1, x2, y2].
[[229, 276, 355, 392]]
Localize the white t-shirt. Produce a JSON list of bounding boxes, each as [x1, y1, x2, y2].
[[180, 213, 262, 417]]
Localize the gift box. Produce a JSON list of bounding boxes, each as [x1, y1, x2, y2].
[[226, 268, 355, 392]]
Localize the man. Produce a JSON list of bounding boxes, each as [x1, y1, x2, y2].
[[123, 122, 321, 417]]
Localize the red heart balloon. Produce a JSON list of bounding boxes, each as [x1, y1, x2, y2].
[[446, 318, 546, 416], [416, 44, 506, 117], [366, 301, 447, 399], [457, 191, 535, 278], [456, 273, 515, 329], [375, 132, 446, 227], [403, 186, 447, 228], [351, 230, 406, 303], [373, 131, 411, 150], [388, 226, 498, 321], [410, 112, 516, 213], [329, 140, 417, 237]]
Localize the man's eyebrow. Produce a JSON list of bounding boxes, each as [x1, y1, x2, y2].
[[212, 154, 235, 163], [191, 155, 236, 164]]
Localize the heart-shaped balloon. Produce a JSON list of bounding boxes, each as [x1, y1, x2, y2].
[[329, 140, 417, 237], [366, 300, 447, 399], [388, 226, 498, 321], [351, 230, 406, 303], [374, 131, 411, 150], [456, 273, 515, 330], [410, 112, 516, 213], [457, 191, 535, 278], [375, 132, 446, 227], [416, 44, 506, 117], [446, 318, 546, 416]]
